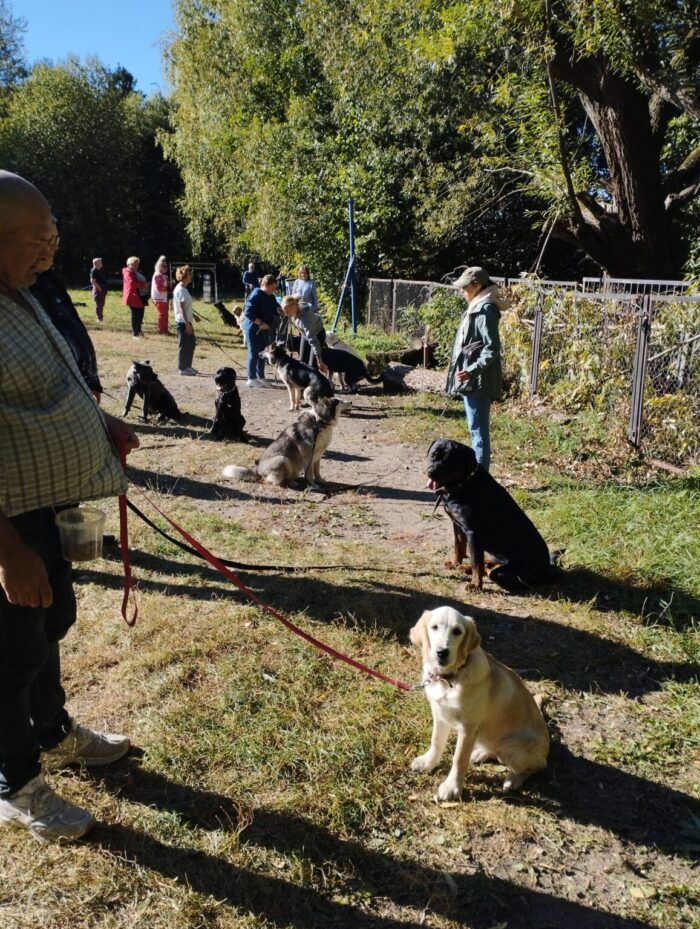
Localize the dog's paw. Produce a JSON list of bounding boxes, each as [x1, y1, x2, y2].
[[436, 777, 464, 802], [470, 748, 492, 765], [443, 560, 457, 571], [411, 752, 440, 774], [503, 773, 526, 792]]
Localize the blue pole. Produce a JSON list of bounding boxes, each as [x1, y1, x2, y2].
[[348, 197, 357, 335]]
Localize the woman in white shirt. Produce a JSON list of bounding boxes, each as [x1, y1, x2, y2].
[[173, 265, 197, 376], [291, 265, 318, 312]]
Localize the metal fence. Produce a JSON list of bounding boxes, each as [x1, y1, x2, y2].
[[365, 276, 699, 465]]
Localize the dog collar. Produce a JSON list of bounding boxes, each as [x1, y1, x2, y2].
[[428, 463, 479, 515], [421, 655, 470, 688]]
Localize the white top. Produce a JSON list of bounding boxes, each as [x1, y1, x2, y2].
[[173, 282, 194, 324]]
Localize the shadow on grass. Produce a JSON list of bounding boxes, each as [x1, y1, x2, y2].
[[87, 762, 657, 929], [554, 567, 700, 629], [79, 565, 695, 697]]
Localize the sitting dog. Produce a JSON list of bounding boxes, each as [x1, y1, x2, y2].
[[260, 341, 334, 411], [222, 396, 341, 487], [124, 360, 181, 423], [208, 366, 246, 441], [410, 607, 549, 799], [426, 438, 553, 591], [321, 345, 382, 393], [214, 301, 240, 328]]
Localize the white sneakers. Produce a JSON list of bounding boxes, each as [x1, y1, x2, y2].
[[41, 719, 130, 772], [246, 378, 267, 388], [0, 773, 95, 842], [0, 720, 130, 842], [179, 367, 198, 376]]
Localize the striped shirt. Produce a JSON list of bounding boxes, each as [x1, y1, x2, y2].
[[0, 290, 127, 517]]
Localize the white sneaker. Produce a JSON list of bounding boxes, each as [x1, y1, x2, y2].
[[0, 774, 95, 842], [246, 379, 264, 388], [42, 719, 130, 771]]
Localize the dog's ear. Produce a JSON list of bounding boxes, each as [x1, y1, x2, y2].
[[456, 615, 481, 663], [409, 611, 430, 654]]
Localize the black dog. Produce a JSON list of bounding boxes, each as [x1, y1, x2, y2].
[[321, 346, 382, 393], [124, 360, 181, 423], [214, 301, 240, 328], [426, 438, 553, 591], [208, 367, 246, 441]]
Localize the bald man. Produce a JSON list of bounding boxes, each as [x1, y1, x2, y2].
[[0, 172, 138, 841]]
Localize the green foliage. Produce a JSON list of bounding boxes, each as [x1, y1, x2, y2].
[[0, 0, 26, 91], [0, 58, 187, 278], [407, 287, 465, 368]]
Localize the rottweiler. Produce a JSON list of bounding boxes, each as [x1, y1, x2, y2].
[[124, 360, 181, 423], [426, 438, 553, 591], [208, 366, 246, 441]]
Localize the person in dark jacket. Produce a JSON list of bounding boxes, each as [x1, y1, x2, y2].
[[445, 267, 505, 472], [241, 274, 280, 387], [30, 221, 103, 400], [90, 258, 107, 322], [242, 262, 260, 297]]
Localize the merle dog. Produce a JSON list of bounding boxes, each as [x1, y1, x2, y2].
[[124, 360, 181, 423], [208, 366, 246, 441], [426, 438, 553, 591]]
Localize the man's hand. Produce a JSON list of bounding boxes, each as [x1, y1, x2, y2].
[[185, 321, 194, 336], [456, 370, 472, 383], [319, 361, 330, 376], [0, 538, 52, 608], [102, 412, 140, 456]]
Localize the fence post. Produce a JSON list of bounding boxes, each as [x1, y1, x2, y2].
[[628, 294, 652, 448], [528, 293, 544, 399], [391, 279, 397, 333], [367, 279, 373, 326]]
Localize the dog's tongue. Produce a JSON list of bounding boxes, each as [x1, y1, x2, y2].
[[426, 478, 439, 492]]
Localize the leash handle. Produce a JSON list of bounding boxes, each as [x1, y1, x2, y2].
[[117, 434, 138, 627]]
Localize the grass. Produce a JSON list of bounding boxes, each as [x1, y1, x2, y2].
[[2, 290, 698, 929]]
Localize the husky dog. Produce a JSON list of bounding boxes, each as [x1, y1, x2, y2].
[[124, 360, 181, 423], [208, 366, 246, 441], [222, 396, 341, 487], [260, 341, 334, 411]]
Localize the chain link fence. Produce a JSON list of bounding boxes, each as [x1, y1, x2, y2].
[[365, 276, 699, 466]]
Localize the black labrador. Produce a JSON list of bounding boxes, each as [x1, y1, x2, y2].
[[426, 438, 554, 591], [208, 366, 246, 441], [124, 360, 181, 423]]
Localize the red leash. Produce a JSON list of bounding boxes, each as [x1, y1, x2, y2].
[[116, 437, 412, 691], [117, 437, 138, 627]]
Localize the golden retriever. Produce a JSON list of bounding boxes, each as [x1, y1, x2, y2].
[[410, 606, 549, 799]]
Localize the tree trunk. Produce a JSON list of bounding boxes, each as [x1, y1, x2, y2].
[[551, 54, 678, 277]]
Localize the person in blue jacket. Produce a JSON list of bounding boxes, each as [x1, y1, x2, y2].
[[445, 266, 505, 472], [242, 263, 260, 298], [242, 274, 280, 387]]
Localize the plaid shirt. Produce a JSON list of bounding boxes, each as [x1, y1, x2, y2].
[[0, 290, 126, 517]]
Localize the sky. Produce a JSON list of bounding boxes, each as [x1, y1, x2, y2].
[[17, 0, 176, 94]]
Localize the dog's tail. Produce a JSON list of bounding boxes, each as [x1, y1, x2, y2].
[[222, 463, 258, 482]]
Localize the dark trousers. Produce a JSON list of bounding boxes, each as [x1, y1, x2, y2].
[[92, 290, 106, 320], [299, 328, 327, 368], [0, 508, 76, 796], [177, 322, 196, 371], [129, 306, 145, 336]]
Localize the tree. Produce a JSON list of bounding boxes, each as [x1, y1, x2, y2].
[[414, 0, 700, 277], [0, 58, 188, 278], [0, 0, 27, 89]]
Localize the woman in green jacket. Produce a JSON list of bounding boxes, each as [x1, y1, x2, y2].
[[445, 267, 505, 472]]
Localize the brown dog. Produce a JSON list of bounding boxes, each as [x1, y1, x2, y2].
[[410, 607, 549, 799]]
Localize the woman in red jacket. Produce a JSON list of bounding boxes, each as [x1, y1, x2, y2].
[[122, 256, 146, 338]]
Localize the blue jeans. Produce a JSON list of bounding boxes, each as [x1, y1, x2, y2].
[[463, 392, 492, 472], [0, 508, 76, 796], [176, 322, 196, 371], [242, 321, 269, 380]]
